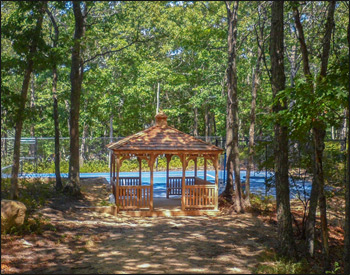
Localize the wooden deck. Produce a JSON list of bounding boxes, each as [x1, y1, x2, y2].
[[78, 197, 219, 217]]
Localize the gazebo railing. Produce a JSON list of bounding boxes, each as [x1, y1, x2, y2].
[[167, 176, 195, 196], [116, 185, 151, 210], [184, 184, 216, 209], [119, 177, 140, 186]]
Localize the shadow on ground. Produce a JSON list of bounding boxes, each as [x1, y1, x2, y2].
[[1, 178, 277, 274]]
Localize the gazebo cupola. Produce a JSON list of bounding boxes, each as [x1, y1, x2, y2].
[[106, 111, 224, 215]]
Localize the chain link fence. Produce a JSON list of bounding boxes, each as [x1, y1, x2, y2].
[[1, 136, 347, 191]]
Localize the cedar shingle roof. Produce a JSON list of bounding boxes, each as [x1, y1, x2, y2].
[[106, 112, 223, 153]]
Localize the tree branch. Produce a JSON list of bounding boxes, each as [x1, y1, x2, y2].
[[83, 37, 153, 65]]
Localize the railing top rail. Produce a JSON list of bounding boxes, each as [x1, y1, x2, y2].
[[118, 185, 150, 189], [185, 184, 215, 188]]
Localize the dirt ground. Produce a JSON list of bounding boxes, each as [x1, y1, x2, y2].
[[1, 177, 278, 274]]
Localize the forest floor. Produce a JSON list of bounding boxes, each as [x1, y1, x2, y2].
[[2, 177, 278, 274], [1, 177, 345, 274]]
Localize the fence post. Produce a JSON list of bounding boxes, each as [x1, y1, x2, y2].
[[35, 137, 38, 174]]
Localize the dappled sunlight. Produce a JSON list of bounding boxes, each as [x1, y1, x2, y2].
[[1, 179, 278, 274]]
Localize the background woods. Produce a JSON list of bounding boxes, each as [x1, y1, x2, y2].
[[1, 1, 349, 273]]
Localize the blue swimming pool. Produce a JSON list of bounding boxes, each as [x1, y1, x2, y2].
[[4, 170, 311, 199]]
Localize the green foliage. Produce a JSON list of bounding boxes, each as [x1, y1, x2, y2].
[[98, 199, 114, 207], [1, 178, 56, 213], [3, 214, 56, 236], [254, 253, 310, 274], [250, 193, 275, 214], [323, 142, 347, 186], [325, 262, 341, 274]]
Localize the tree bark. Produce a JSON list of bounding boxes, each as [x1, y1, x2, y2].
[[270, 1, 296, 257], [67, 1, 85, 195], [29, 74, 35, 156], [314, 2, 336, 265], [245, 7, 264, 206], [293, 4, 317, 256], [10, 2, 46, 200], [205, 105, 210, 142], [294, 2, 336, 265], [46, 7, 62, 190], [193, 106, 198, 136], [223, 1, 244, 213], [344, 11, 350, 275]]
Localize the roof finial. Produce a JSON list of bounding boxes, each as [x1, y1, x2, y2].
[[155, 111, 167, 127]]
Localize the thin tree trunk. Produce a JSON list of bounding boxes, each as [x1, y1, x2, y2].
[[29, 75, 35, 156], [223, 1, 244, 213], [194, 107, 198, 136], [344, 14, 350, 275], [64, 99, 70, 135], [317, 2, 335, 267], [46, 7, 62, 190], [80, 123, 88, 166], [294, 2, 335, 265], [212, 112, 217, 136], [270, 1, 296, 257], [246, 8, 264, 206], [205, 105, 210, 142], [67, 1, 85, 195], [52, 65, 62, 190], [293, 4, 317, 256], [10, 2, 46, 200]]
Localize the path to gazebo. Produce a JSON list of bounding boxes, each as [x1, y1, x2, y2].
[[1, 177, 277, 274]]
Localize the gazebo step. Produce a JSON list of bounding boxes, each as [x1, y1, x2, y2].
[[75, 206, 219, 217]]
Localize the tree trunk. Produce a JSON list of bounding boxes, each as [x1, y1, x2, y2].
[[293, 4, 317, 256], [64, 99, 70, 134], [193, 106, 198, 136], [246, 9, 264, 206], [223, 1, 244, 213], [205, 105, 210, 142], [344, 14, 350, 275], [67, 1, 85, 195], [52, 64, 62, 190], [294, 3, 335, 263], [80, 123, 88, 166], [10, 2, 46, 200], [212, 112, 217, 136], [270, 1, 296, 257], [29, 74, 35, 156], [312, 2, 335, 267], [46, 7, 62, 190]]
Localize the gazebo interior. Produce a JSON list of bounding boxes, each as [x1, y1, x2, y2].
[[106, 112, 224, 216]]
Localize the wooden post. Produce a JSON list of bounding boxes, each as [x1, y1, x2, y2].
[[115, 155, 120, 212], [138, 157, 142, 184], [113, 153, 116, 181], [204, 157, 207, 181], [110, 152, 113, 183], [149, 154, 156, 211], [137, 157, 142, 202], [194, 157, 197, 178], [214, 154, 219, 211], [181, 154, 186, 211], [166, 154, 172, 198]]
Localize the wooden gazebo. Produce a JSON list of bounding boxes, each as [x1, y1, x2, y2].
[[106, 112, 224, 216]]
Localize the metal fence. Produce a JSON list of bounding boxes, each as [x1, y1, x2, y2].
[[1, 136, 347, 187]]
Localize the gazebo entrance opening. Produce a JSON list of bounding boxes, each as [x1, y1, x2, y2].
[[107, 112, 223, 215]]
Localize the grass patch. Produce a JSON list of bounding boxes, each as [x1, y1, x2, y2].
[[253, 249, 313, 274]]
